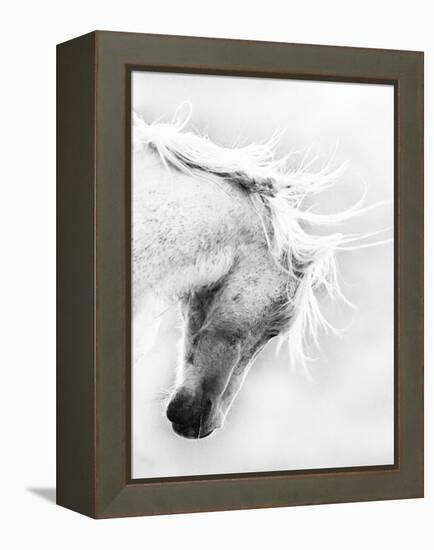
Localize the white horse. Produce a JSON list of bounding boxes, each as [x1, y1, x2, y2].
[[132, 105, 389, 439]]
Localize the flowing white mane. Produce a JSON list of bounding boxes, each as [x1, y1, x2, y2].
[[133, 104, 390, 374]]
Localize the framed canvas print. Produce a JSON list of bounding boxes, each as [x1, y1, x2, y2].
[[57, 31, 423, 518]]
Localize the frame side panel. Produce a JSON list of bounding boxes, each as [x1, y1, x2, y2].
[[396, 52, 424, 496], [56, 32, 96, 517]]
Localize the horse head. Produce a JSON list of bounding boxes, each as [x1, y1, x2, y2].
[[166, 247, 294, 439]]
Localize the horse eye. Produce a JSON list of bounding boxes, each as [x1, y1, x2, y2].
[[268, 329, 280, 339]]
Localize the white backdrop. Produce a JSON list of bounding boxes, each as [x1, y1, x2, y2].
[[132, 74, 394, 478], [1, 1, 432, 549]]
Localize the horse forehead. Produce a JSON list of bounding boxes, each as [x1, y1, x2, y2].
[[181, 250, 235, 292]]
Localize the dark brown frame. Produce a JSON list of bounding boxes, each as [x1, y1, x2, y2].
[[57, 31, 424, 519]]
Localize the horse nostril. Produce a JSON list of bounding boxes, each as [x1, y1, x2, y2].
[[166, 399, 178, 423], [166, 391, 213, 428], [166, 389, 195, 424]]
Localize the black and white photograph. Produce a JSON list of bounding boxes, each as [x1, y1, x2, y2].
[[3, 0, 429, 539], [131, 71, 394, 479]]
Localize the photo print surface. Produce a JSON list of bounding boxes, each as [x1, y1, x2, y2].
[[131, 70, 394, 479]]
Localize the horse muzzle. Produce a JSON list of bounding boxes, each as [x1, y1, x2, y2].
[[166, 388, 215, 439]]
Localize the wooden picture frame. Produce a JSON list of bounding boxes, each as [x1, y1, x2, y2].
[[57, 30, 423, 518]]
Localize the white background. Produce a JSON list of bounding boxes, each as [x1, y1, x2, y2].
[[132, 74, 395, 478], [1, 1, 432, 548]]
